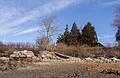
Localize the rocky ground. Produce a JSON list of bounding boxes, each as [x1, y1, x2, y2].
[[0, 50, 120, 78], [0, 61, 120, 78]]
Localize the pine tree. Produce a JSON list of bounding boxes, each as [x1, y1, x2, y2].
[[57, 34, 64, 43], [116, 29, 120, 42], [57, 24, 70, 45], [114, 7, 120, 44], [81, 22, 98, 46], [70, 22, 80, 45], [63, 24, 70, 45]]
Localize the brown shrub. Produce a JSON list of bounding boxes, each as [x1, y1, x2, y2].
[[45, 43, 120, 58]]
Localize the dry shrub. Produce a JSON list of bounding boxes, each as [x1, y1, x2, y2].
[[104, 48, 120, 58], [53, 43, 106, 58], [45, 43, 120, 58]]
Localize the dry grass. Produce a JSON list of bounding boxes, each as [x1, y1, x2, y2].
[[0, 61, 120, 78], [45, 43, 120, 58]]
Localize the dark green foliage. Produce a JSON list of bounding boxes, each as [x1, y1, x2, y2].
[[114, 7, 120, 45], [57, 34, 64, 43], [116, 29, 120, 42], [81, 22, 98, 46], [57, 22, 99, 47], [70, 22, 80, 45], [57, 25, 70, 45], [63, 25, 70, 45]]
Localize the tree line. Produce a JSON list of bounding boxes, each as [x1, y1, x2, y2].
[[115, 7, 120, 45], [57, 22, 103, 47]]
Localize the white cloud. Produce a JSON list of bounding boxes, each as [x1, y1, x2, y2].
[[0, 7, 22, 35], [98, 33, 115, 40], [15, 27, 39, 36], [102, 0, 120, 6], [0, 0, 81, 36]]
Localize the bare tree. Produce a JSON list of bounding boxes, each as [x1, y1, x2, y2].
[[36, 36, 49, 46], [7, 42, 34, 50], [38, 16, 58, 45], [36, 35, 49, 50]]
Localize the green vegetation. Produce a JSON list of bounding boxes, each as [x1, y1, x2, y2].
[[57, 22, 99, 47], [70, 22, 80, 45], [57, 24, 70, 45], [114, 7, 120, 44], [81, 22, 98, 46], [116, 29, 120, 42]]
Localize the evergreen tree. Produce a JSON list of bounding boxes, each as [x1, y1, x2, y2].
[[70, 22, 80, 45], [116, 29, 120, 42], [114, 7, 120, 44], [57, 34, 64, 43], [81, 22, 98, 46], [63, 24, 70, 45], [57, 24, 70, 45]]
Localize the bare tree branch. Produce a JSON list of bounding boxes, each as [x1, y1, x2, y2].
[[37, 16, 59, 46]]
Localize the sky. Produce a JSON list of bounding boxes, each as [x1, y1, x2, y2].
[[0, 0, 120, 45]]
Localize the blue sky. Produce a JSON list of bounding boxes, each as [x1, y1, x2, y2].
[[0, 0, 120, 45]]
